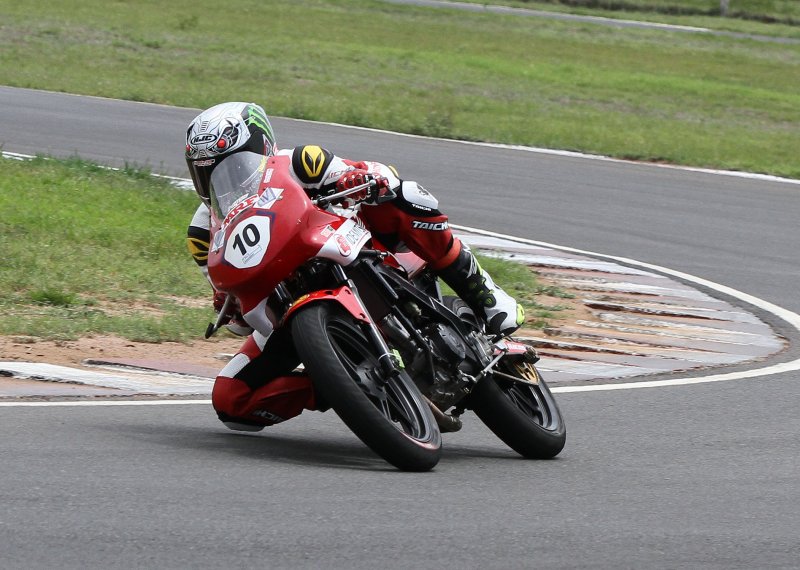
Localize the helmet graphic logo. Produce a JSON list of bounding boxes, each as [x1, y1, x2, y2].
[[190, 133, 217, 145]]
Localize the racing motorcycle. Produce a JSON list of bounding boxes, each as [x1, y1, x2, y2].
[[205, 151, 566, 471]]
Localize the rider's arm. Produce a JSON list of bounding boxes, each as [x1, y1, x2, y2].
[[283, 145, 401, 196], [187, 202, 252, 336], [187, 202, 211, 280]]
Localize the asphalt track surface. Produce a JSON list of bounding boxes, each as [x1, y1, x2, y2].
[[2, 87, 800, 568]]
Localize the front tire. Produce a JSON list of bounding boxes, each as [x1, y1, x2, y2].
[[292, 303, 442, 471]]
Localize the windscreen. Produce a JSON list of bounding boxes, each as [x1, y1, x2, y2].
[[208, 151, 268, 219]]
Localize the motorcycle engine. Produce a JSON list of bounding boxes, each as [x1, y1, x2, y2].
[[422, 323, 476, 409], [427, 323, 466, 363], [377, 313, 477, 411]]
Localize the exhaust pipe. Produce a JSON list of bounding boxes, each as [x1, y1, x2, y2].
[[423, 396, 462, 433]]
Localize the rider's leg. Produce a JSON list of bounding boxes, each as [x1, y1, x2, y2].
[[359, 189, 523, 336], [211, 329, 317, 431], [435, 240, 525, 336]]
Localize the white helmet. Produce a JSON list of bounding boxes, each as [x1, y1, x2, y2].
[[185, 102, 276, 203]]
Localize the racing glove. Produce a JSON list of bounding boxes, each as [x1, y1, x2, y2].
[[335, 170, 394, 205]]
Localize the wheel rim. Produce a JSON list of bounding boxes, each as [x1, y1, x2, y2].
[[497, 362, 561, 431], [327, 319, 435, 442]]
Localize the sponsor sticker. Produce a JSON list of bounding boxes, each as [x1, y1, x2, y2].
[[411, 220, 449, 231], [335, 234, 352, 256], [222, 195, 259, 227], [211, 229, 225, 252], [344, 224, 369, 245], [255, 187, 284, 210]]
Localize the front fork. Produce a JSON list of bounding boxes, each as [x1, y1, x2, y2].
[[284, 266, 401, 380], [330, 264, 401, 379]]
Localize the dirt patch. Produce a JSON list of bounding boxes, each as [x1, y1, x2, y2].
[[0, 334, 244, 373], [87, 295, 209, 318]]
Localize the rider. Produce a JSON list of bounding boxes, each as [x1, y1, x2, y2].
[[185, 102, 524, 431]]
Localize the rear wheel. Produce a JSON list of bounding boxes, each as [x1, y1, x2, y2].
[[444, 296, 566, 459], [292, 303, 441, 471], [470, 362, 566, 459]]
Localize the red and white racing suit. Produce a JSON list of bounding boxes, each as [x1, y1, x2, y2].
[[186, 145, 521, 430]]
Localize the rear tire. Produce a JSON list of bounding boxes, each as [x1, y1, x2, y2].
[[444, 295, 566, 459], [470, 367, 566, 459], [292, 303, 442, 471]]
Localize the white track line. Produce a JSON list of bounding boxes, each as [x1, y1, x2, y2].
[[385, 0, 712, 32]]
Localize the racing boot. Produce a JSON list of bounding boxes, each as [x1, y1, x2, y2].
[[437, 243, 524, 336]]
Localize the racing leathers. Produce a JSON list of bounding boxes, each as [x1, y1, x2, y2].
[[187, 145, 524, 431]]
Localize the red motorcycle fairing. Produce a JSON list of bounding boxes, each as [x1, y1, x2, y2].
[[283, 285, 372, 326], [206, 153, 371, 326]]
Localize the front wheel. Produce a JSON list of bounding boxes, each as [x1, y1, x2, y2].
[[291, 303, 442, 471]]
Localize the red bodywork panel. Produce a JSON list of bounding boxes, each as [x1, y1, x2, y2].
[[283, 286, 371, 325], [207, 155, 344, 315]]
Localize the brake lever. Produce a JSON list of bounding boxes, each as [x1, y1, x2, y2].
[[204, 294, 233, 339], [314, 180, 376, 209]]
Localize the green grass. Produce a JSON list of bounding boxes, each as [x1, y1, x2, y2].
[[0, 0, 795, 339], [471, 254, 575, 329], [0, 157, 566, 341], [0, 157, 213, 341], [1, 0, 798, 178]]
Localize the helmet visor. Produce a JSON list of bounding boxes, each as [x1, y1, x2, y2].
[[188, 158, 215, 203], [208, 151, 268, 219]]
